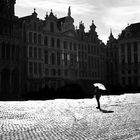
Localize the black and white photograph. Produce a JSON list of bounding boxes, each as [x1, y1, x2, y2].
[[0, 0, 140, 139]]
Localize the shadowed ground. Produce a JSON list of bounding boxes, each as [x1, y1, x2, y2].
[[0, 93, 140, 139]]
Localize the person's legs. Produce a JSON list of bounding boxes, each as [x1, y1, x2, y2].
[[96, 97, 101, 109]]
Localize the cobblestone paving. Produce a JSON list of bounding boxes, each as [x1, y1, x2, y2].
[[0, 94, 140, 140]]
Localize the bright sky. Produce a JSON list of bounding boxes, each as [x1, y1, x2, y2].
[[15, 0, 140, 43]]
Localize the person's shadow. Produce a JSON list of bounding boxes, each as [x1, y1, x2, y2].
[[100, 109, 114, 113]]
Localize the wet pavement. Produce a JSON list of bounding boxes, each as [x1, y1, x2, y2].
[[0, 93, 140, 140]]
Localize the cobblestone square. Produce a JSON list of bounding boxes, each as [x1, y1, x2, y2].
[[0, 94, 140, 140]]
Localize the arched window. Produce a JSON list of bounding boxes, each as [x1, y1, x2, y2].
[[50, 22, 54, 32]]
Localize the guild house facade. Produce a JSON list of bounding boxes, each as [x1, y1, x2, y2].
[[0, 0, 107, 99], [0, 0, 26, 99], [20, 7, 106, 92], [117, 23, 140, 89]]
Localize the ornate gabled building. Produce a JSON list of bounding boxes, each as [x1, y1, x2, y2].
[[20, 7, 106, 92], [0, 1, 107, 98], [106, 30, 119, 87], [118, 23, 140, 89], [0, 0, 26, 99]]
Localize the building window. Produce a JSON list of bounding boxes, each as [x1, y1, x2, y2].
[[38, 63, 42, 75], [34, 22, 37, 30], [122, 70, 125, 75], [128, 77, 132, 86], [127, 43, 131, 64], [38, 48, 42, 59], [70, 42, 72, 50], [51, 53, 55, 65], [64, 41, 67, 49], [74, 43, 77, 51], [38, 34, 41, 44], [51, 69, 56, 76], [57, 39, 60, 48], [16, 46, 19, 60], [34, 62, 37, 75], [34, 33, 37, 44], [134, 69, 138, 74], [29, 32, 32, 43], [6, 44, 10, 60], [122, 77, 125, 85], [44, 50, 48, 64], [57, 69, 61, 76], [57, 52, 61, 65], [134, 77, 138, 86], [51, 38, 55, 47], [121, 44, 125, 54], [29, 62, 33, 75], [50, 22, 54, 32], [133, 42, 138, 52], [29, 46, 33, 58], [134, 53, 138, 64], [64, 53, 67, 66], [34, 47, 37, 58], [44, 36, 48, 46], [64, 69, 68, 76], [45, 68, 49, 75], [70, 54, 73, 66], [121, 55, 125, 64], [12, 45, 15, 60]]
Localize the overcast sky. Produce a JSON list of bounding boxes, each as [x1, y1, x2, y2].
[[15, 0, 140, 43]]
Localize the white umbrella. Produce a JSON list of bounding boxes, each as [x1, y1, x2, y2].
[[93, 83, 106, 90]]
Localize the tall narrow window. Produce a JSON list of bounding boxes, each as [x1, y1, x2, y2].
[[38, 34, 41, 44], [50, 22, 54, 32], [34, 22, 37, 30], [44, 50, 48, 64], [133, 42, 138, 52], [29, 32, 32, 43], [51, 53, 55, 65], [1, 42, 5, 59], [64, 41, 67, 49], [34, 47, 37, 58], [38, 48, 42, 59], [29, 46, 33, 58], [44, 36, 48, 46], [51, 38, 55, 47], [34, 62, 37, 75], [57, 39, 60, 48], [29, 62, 33, 75], [6, 44, 10, 59], [34, 33, 37, 44], [127, 43, 131, 64], [38, 63, 42, 75], [57, 52, 61, 65]]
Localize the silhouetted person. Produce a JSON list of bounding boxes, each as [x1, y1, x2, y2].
[[94, 86, 101, 110]]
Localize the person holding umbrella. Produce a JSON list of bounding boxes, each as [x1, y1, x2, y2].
[[93, 83, 106, 110]]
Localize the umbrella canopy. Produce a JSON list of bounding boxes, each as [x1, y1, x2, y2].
[[93, 83, 106, 90]]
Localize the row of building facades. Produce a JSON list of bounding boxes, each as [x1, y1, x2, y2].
[[0, 0, 140, 99]]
